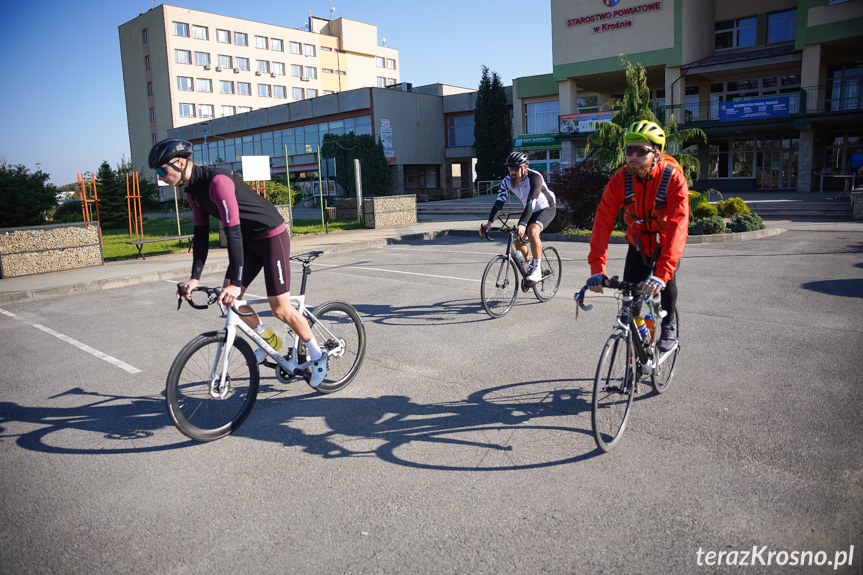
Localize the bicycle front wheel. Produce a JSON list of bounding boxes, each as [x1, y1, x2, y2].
[[481, 255, 519, 318], [592, 332, 635, 452], [533, 246, 562, 302], [651, 314, 680, 394], [165, 331, 259, 442], [308, 301, 366, 394]]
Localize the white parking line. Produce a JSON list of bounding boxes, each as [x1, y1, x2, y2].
[[315, 263, 481, 283], [377, 246, 501, 256], [0, 308, 142, 374]]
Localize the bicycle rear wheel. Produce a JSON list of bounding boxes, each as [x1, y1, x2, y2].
[[481, 255, 519, 318], [533, 246, 562, 302], [307, 301, 366, 394], [165, 331, 259, 442], [651, 314, 680, 394], [592, 331, 635, 452]]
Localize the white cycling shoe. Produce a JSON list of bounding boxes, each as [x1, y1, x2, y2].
[[308, 353, 328, 388], [526, 262, 542, 283]]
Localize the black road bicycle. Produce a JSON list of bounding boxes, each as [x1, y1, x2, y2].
[[574, 277, 680, 452], [479, 212, 562, 318]]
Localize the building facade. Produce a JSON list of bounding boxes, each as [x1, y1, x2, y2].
[[119, 4, 400, 179], [514, 0, 863, 193]]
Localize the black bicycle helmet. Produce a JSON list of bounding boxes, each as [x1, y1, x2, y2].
[[148, 139, 193, 169], [504, 151, 528, 167]]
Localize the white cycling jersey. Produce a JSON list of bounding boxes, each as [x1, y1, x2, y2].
[[492, 168, 556, 225]]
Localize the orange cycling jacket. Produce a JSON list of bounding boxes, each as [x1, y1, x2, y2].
[[588, 154, 690, 284]]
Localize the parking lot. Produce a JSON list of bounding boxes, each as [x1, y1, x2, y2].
[[1, 223, 862, 573]]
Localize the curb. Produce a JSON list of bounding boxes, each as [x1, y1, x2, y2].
[[0, 226, 787, 306]]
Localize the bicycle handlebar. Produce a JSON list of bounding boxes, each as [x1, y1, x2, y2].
[[175, 283, 255, 317], [573, 276, 655, 321]]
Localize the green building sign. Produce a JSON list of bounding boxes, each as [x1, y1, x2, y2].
[[513, 135, 561, 150]]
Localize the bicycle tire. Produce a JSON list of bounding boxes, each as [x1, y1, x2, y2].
[[592, 332, 635, 452], [307, 301, 366, 394], [533, 246, 562, 302], [165, 331, 259, 442], [481, 255, 519, 318], [651, 313, 680, 394]]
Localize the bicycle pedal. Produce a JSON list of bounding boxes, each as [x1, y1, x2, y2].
[[262, 359, 279, 369]]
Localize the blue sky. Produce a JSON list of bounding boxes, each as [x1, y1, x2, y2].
[[0, 0, 551, 187]]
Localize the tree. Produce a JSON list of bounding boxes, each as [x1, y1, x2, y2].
[[94, 160, 127, 230], [547, 158, 613, 231], [320, 132, 392, 197], [264, 176, 301, 206], [0, 159, 58, 228], [586, 56, 706, 184], [473, 66, 510, 182]]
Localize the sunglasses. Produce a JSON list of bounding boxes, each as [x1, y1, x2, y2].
[[625, 146, 655, 158], [155, 161, 179, 177]]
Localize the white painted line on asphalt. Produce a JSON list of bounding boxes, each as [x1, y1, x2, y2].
[[314, 263, 481, 283], [0, 308, 142, 374], [376, 245, 578, 261]]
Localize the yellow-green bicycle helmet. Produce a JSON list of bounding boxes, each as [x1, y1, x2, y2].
[[624, 120, 666, 153]]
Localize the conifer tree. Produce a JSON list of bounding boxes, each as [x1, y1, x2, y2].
[[473, 66, 511, 182]]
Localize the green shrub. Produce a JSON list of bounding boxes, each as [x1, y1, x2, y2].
[[689, 215, 726, 235], [728, 213, 764, 233], [717, 197, 750, 218], [60, 213, 85, 223], [688, 188, 722, 221], [692, 202, 718, 219]]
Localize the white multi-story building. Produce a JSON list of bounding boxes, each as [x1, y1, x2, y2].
[[119, 4, 399, 177]]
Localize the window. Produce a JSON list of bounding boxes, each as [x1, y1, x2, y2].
[[387, 58, 396, 70], [293, 87, 304, 100], [324, 90, 335, 95], [376, 57, 385, 68], [218, 55, 232, 69], [321, 46, 333, 52], [304, 44, 316, 57], [152, 133, 157, 146], [322, 68, 334, 74], [377, 77, 386, 87], [221, 105, 235, 117], [238, 106, 252, 114], [216, 29, 230, 43], [289, 41, 301, 55], [256, 60, 270, 73], [768, 10, 797, 43], [272, 38, 283, 52], [238, 82, 251, 95], [387, 78, 396, 86], [405, 166, 440, 190], [305, 67, 317, 80], [234, 32, 248, 46], [236, 57, 249, 71], [258, 84, 271, 97], [194, 52, 210, 67], [175, 49, 191, 64], [192, 25, 208, 40], [173, 22, 189, 37], [577, 95, 599, 113], [177, 76, 194, 91], [142, 28, 148, 43], [179, 103, 195, 117], [255, 36, 268, 49], [272, 62, 285, 75], [220, 80, 234, 94], [307, 89, 318, 98], [149, 108, 156, 122], [147, 82, 153, 96], [274, 85, 286, 98], [199, 104, 214, 118], [715, 17, 757, 50], [145, 55, 151, 70], [291, 64, 302, 77], [448, 115, 475, 147], [524, 101, 560, 134], [196, 78, 212, 92]]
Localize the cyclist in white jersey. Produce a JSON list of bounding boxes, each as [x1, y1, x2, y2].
[[480, 151, 557, 282]]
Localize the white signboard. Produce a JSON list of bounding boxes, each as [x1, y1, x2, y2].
[[241, 155, 272, 181]]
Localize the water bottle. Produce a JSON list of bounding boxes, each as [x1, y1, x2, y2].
[[644, 313, 654, 343], [513, 250, 528, 274], [634, 316, 649, 342]]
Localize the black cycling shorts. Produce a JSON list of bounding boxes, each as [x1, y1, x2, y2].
[[237, 229, 291, 297], [526, 205, 556, 231]]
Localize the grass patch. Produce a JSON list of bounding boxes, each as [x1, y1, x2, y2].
[[562, 229, 626, 238], [101, 217, 363, 261]]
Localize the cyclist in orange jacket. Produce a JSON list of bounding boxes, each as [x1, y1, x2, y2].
[[585, 121, 689, 352]]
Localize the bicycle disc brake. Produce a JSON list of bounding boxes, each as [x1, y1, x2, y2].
[[209, 376, 231, 399]]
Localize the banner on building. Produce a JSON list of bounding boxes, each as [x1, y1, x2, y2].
[[719, 96, 790, 122], [559, 112, 614, 134], [380, 118, 396, 163], [513, 135, 561, 150]]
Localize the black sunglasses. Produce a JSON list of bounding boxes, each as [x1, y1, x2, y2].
[[625, 146, 655, 158], [155, 161, 180, 177]]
